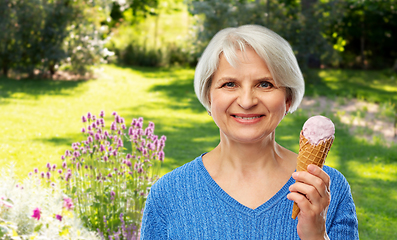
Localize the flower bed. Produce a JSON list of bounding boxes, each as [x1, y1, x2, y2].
[[0, 111, 165, 240]]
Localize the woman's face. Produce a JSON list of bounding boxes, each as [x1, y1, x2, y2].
[[209, 48, 290, 144]]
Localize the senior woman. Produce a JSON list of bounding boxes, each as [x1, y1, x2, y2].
[[141, 25, 358, 239]]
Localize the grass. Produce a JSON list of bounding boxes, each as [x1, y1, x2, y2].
[[305, 69, 397, 104], [1, 65, 397, 239]]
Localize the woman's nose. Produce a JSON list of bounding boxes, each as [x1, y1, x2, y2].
[[237, 88, 258, 109]]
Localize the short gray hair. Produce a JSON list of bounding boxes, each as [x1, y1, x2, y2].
[[194, 25, 304, 113]]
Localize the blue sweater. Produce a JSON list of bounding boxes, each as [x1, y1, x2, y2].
[[141, 154, 359, 239]]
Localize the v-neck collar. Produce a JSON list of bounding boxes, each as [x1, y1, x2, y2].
[[196, 154, 294, 217]]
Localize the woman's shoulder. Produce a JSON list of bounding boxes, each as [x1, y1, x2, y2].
[[151, 155, 203, 191], [323, 165, 348, 182], [323, 165, 353, 201]]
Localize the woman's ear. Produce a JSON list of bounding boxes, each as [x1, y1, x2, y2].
[[286, 98, 291, 113]]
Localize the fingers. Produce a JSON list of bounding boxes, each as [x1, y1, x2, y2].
[[287, 165, 331, 215], [292, 165, 331, 199]]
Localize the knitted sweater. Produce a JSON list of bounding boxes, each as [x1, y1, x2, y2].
[[141, 154, 359, 239]]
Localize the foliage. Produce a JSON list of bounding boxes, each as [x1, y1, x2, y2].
[[187, 0, 397, 70], [108, 0, 195, 67], [0, 0, 113, 77], [34, 111, 165, 239], [0, 164, 99, 239], [187, 0, 336, 69], [323, 0, 397, 69]]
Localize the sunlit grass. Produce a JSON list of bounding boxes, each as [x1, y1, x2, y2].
[[1, 65, 396, 239]]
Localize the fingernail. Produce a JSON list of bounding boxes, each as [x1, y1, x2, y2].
[[292, 172, 299, 178], [308, 164, 316, 172]]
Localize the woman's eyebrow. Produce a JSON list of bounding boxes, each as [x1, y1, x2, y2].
[[216, 77, 238, 82], [255, 77, 274, 82]]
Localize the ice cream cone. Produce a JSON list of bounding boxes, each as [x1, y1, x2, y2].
[[291, 131, 334, 219]]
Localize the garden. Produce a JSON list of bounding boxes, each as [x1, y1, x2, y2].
[[1, 0, 397, 239]]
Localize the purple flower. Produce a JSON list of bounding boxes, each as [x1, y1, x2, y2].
[[62, 161, 67, 169], [40, 172, 45, 178], [88, 136, 93, 143], [126, 160, 132, 167], [87, 112, 92, 120], [148, 121, 155, 129], [82, 115, 87, 123], [158, 151, 165, 161], [58, 169, 63, 174], [95, 133, 101, 141], [65, 150, 71, 157], [108, 173, 112, 178], [63, 197, 74, 210], [61, 155, 65, 160], [81, 127, 86, 133], [110, 191, 116, 197], [31, 208, 41, 220], [46, 172, 51, 179], [120, 117, 125, 124], [121, 124, 126, 130], [100, 145, 106, 152], [34, 168, 38, 174], [111, 122, 117, 131], [100, 110, 105, 118], [56, 214, 62, 221], [126, 154, 132, 159], [46, 162, 51, 170], [52, 164, 57, 170], [73, 151, 81, 158], [65, 172, 72, 181], [92, 122, 97, 129], [104, 156, 108, 162], [112, 111, 117, 116], [131, 119, 137, 126], [118, 138, 123, 147], [115, 115, 120, 123]]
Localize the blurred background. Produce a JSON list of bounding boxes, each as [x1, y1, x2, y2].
[[1, 0, 396, 239]]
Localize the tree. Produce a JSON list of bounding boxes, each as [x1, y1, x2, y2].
[[0, 0, 113, 78]]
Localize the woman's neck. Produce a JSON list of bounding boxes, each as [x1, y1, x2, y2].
[[204, 131, 295, 177]]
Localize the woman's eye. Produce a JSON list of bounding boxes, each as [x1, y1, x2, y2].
[[223, 82, 235, 87], [259, 81, 273, 88]]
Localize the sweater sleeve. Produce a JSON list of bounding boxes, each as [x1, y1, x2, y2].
[[326, 168, 359, 239], [140, 182, 168, 240]]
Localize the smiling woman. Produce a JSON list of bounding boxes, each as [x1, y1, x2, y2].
[[140, 25, 359, 240]]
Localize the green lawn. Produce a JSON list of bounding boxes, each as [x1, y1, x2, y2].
[[0, 65, 396, 239]]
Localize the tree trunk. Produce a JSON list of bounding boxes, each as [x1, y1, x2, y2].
[[360, 18, 366, 69], [2, 63, 8, 77]]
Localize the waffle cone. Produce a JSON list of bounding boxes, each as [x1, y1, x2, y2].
[[291, 131, 334, 219]]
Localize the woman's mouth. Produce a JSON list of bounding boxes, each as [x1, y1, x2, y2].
[[233, 115, 262, 120]]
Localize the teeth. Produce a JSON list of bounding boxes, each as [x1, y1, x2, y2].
[[234, 116, 261, 120]]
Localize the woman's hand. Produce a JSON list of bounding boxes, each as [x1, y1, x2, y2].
[[287, 164, 331, 240]]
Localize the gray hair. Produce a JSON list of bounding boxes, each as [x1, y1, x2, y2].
[[194, 25, 304, 113]]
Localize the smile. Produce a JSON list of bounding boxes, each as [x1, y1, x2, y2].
[[233, 115, 262, 120]]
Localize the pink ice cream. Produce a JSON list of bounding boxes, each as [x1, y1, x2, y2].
[[302, 115, 335, 145]]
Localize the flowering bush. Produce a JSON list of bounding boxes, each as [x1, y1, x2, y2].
[[0, 164, 99, 240], [33, 111, 166, 239]]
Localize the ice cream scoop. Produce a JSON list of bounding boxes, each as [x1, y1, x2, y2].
[[291, 115, 335, 219], [302, 115, 335, 145]]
